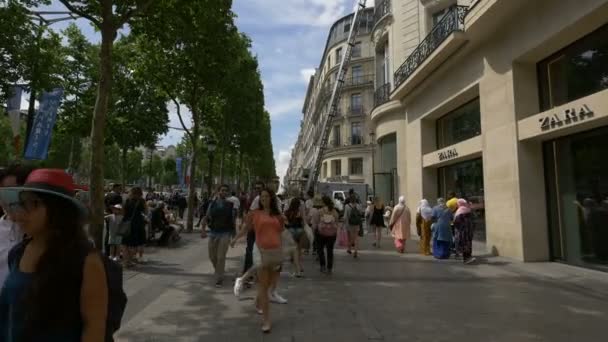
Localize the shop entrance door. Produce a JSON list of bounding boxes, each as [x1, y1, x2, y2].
[[544, 126, 608, 270]]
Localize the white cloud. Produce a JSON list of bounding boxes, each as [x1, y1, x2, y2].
[[159, 101, 192, 146], [300, 68, 316, 83], [235, 0, 348, 27], [266, 99, 303, 118], [275, 145, 294, 187], [275, 47, 284, 54]]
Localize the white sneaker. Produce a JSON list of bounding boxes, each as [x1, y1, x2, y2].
[[234, 277, 244, 298], [269, 291, 288, 304]]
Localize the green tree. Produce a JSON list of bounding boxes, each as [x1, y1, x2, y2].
[[53, 0, 156, 247], [132, 0, 240, 231]]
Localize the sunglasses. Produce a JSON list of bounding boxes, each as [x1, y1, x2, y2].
[[8, 198, 42, 213]]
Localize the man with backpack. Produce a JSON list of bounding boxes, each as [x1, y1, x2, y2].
[[201, 184, 237, 288], [343, 191, 362, 258]]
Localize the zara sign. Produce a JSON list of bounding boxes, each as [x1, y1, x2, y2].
[[438, 148, 459, 162], [539, 105, 594, 131]]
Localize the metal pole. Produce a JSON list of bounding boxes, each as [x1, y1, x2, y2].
[[370, 133, 376, 199]]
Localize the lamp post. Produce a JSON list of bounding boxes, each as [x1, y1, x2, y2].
[[369, 131, 376, 199], [207, 138, 217, 194]]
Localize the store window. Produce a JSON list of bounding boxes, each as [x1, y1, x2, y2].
[[436, 98, 481, 149], [332, 160, 342, 176], [352, 42, 362, 58], [544, 126, 608, 270], [539, 24, 608, 111], [350, 158, 363, 175], [438, 158, 486, 241]]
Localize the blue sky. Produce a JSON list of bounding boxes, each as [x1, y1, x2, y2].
[[41, 0, 374, 181]]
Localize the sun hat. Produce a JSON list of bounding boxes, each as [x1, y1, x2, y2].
[[0, 169, 88, 217]]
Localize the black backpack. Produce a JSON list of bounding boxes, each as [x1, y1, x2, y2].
[[348, 204, 362, 225], [8, 240, 127, 342]]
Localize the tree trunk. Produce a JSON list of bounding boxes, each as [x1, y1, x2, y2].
[[236, 151, 243, 191], [219, 145, 226, 185], [88, 19, 115, 249], [186, 108, 200, 233], [121, 147, 128, 188]]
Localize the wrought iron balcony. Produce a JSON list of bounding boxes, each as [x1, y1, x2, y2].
[[374, 83, 391, 107], [374, 0, 391, 23], [347, 106, 365, 116], [393, 5, 468, 89], [344, 74, 374, 88]]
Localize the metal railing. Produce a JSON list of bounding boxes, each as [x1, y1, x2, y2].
[[374, 0, 391, 23], [348, 106, 366, 116], [374, 83, 391, 107], [349, 135, 364, 145], [393, 5, 468, 88], [344, 74, 374, 87]]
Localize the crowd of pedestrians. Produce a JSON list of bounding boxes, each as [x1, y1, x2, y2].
[[0, 160, 480, 339]]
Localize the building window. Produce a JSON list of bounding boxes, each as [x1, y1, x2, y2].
[[328, 55, 331, 68], [323, 162, 328, 178], [352, 42, 362, 58], [349, 158, 363, 175], [344, 18, 351, 33], [351, 122, 362, 144], [436, 98, 481, 149], [350, 93, 362, 114], [332, 125, 341, 147], [352, 65, 363, 83], [432, 8, 448, 26], [332, 159, 342, 176], [336, 48, 343, 65], [438, 158, 486, 241], [538, 24, 608, 111]]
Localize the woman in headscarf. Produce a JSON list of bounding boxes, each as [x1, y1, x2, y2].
[[388, 196, 411, 253], [432, 198, 457, 259], [453, 199, 475, 264], [418, 200, 433, 256]]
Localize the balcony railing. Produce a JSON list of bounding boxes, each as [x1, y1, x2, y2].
[[393, 5, 468, 89], [349, 135, 364, 145], [374, 83, 391, 107], [374, 0, 391, 23], [347, 106, 365, 116], [344, 74, 374, 88]]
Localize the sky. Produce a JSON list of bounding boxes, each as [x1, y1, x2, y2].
[[39, 0, 375, 183]]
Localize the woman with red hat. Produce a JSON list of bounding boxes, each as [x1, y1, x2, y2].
[[0, 169, 108, 341]]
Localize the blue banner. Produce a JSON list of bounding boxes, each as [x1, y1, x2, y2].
[[24, 88, 63, 160], [176, 157, 184, 187]]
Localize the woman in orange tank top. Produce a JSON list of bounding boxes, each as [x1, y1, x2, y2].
[[231, 188, 284, 333]]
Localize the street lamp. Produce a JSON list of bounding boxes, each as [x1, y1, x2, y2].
[[207, 138, 217, 194], [369, 131, 376, 199]]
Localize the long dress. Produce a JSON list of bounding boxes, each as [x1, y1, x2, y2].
[[123, 198, 147, 248], [389, 204, 411, 253], [432, 209, 453, 259], [454, 212, 474, 260]]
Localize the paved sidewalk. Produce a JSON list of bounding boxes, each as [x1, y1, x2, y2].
[[116, 232, 608, 342]]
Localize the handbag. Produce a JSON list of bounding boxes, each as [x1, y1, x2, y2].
[[337, 227, 349, 248]]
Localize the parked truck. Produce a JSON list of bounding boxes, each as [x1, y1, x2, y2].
[[316, 182, 369, 215]]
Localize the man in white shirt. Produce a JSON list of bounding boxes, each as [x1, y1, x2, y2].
[[0, 164, 33, 285]]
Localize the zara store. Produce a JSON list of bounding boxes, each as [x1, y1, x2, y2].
[[394, 0, 608, 266]]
